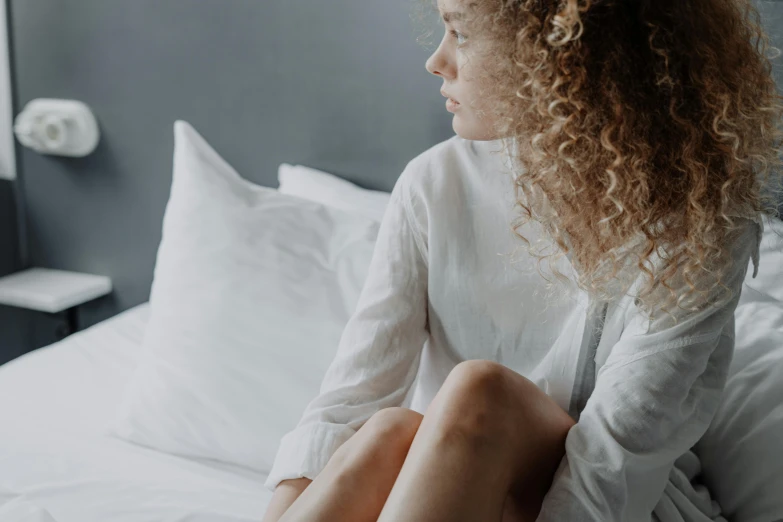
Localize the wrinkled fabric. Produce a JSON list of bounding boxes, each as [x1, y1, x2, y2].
[[264, 136, 761, 522]]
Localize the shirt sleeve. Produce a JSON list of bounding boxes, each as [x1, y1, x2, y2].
[[537, 219, 761, 522], [263, 164, 430, 491]]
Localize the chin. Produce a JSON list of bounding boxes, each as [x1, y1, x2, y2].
[[452, 115, 499, 141]]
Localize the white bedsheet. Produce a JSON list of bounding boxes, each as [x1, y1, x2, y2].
[[0, 304, 272, 522], [1, 252, 781, 521]]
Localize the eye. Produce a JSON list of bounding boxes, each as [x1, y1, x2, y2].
[[450, 29, 468, 46]]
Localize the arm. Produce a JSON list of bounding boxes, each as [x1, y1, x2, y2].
[[537, 220, 760, 522], [263, 164, 430, 493]]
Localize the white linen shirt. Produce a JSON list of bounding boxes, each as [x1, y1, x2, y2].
[[264, 136, 762, 522]]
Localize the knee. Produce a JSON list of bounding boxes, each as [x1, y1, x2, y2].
[[335, 407, 423, 471], [454, 360, 574, 441], [445, 360, 514, 410], [448, 360, 509, 393], [432, 360, 572, 447], [362, 407, 424, 444], [432, 360, 516, 445]]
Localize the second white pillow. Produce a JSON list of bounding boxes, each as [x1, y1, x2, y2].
[[278, 163, 391, 222]]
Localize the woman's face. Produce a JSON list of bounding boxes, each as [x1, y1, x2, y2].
[[426, 0, 499, 141]]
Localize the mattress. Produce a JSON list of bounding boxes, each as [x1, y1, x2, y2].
[[0, 304, 273, 522]]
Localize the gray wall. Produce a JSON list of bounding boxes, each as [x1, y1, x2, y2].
[[759, 1, 783, 219], [3, 1, 782, 361], [6, 0, 453, 354]]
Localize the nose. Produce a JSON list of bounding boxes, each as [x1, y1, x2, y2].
[[425, 37, 456, 80]]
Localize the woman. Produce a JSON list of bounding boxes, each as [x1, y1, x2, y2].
[[262, 0, 782, 520]]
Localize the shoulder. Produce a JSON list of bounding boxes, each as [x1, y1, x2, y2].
[[396, 135, 507, 200], [386, 135, 485, 247], [405, 134, 475, 171], [397, 135, 466, 194], [388, 135, 511, 245]]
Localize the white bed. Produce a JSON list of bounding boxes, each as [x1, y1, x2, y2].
[[0, 304, 273, 522], [1, 124, 780, 522], [2, 279, 781, 522]]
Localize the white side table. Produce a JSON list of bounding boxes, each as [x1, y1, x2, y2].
[[0, 268, 112, 337]]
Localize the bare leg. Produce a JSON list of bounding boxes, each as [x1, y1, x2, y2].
[[261, 478, 312, 522], [269, 360, 573, 522], [276, 407, 424, 522], [377, 360, 575, 522]]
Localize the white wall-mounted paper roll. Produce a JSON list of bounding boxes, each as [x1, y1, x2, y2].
[[13, 99, 100, 158]]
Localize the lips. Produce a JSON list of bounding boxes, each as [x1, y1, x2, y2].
[[441, 90, 460, 105]]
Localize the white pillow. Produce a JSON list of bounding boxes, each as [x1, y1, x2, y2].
[[109, 121, 380, 473], [696, 297, 783, 522], [278, 163, 391, 222]]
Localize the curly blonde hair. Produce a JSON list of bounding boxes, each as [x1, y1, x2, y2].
[[420, 0, 783, 318]]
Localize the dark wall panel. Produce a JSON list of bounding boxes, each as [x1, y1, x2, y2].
[[0, 180, 27, 364]]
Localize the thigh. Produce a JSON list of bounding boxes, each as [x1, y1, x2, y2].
[[378, 361, 575, 522], [279, 407, 423, 522], [475, 363, 575, 519]]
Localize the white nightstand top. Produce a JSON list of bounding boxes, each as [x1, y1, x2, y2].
[[0, 268, 112, 313]]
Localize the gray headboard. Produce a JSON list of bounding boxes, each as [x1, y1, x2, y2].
[[5, 1, 783, 353], [8, 0, 453, 347]]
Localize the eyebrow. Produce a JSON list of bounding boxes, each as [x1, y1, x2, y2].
[[441, 11, 465, 23]]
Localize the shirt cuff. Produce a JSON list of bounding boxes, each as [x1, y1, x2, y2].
[[263, 422, 357, 492]]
